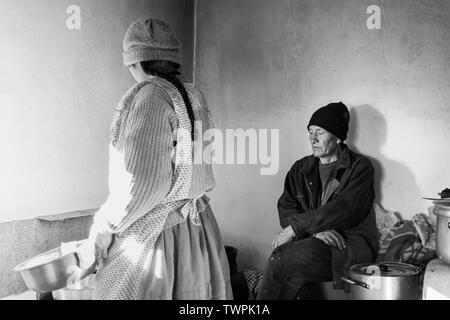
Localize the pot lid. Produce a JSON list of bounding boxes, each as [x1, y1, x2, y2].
[[350, 262, 421, 277], [423, 197, 450, 205]]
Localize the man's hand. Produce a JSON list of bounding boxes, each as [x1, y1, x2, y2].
[[272, 225, 296, 249], [313, 230, 346, 250]]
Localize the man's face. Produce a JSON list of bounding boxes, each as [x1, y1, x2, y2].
[[308, 125, 341, 159]]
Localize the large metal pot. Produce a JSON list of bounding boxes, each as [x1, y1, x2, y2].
[[341, 262, 421, 300], [433, 204, 450, 264]]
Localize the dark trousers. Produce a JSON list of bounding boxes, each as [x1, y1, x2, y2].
[[256, 236, 374, 300]]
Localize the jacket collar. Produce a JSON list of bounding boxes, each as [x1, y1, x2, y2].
[[302, 143, 352, 177]]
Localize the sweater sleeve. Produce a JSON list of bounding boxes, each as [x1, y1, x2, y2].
[[93, 92, 175, 232], [289, 160, 375, 239]]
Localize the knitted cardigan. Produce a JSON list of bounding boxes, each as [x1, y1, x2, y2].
[[93, 80, 215, 234]]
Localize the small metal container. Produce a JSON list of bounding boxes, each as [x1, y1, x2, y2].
[[14, 247, 82, 293], [52, 274, 96, 300]]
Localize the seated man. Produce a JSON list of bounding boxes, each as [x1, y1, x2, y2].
[[257, 102, 379, 300]]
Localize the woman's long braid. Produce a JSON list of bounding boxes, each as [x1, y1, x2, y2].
[[149, 69, 196, 141]]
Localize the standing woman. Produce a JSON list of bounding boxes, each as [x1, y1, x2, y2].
[[81, 18, 232, 300]]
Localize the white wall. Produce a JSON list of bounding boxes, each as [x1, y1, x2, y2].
[[195, 0, 450, 271], [0, 0, 194, 223]]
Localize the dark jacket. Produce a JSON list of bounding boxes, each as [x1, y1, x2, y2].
[[278, 144, 380, 264]]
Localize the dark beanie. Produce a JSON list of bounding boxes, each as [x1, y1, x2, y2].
[[307, 102, 350, 141]]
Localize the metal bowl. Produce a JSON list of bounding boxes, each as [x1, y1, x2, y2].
[[14, 246, 83, 293]]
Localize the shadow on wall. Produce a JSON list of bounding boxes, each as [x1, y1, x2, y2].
[[346, 105, 421, 218]]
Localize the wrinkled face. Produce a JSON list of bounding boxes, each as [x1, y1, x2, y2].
[[308, 125, 341, 160]]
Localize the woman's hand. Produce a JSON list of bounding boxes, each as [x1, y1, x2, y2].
[[272, 225, 296, 249], [94, 232, 114, 259], [77, 222, 114, 269], [313, 230, 346, 250], [88, 221, 114, 260]]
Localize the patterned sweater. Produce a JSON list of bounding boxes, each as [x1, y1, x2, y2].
[[93, 81, 215, 233]]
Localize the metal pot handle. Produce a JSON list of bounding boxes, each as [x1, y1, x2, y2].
[[379, 264, 389, 272], [341, 276, 370, 289]]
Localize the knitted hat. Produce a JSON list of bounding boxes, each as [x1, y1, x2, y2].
[[307, 102, 350, 141], [123, 18, 182, 66]]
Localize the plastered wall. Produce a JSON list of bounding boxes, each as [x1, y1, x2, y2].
[[195, 0, 450, 271], [0, 0, 194, 223], [0, 0, 194, 297]]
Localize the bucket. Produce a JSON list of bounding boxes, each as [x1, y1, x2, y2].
[[225, 246, 238, 275]]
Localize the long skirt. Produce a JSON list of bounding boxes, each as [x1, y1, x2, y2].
[[93, 204, 233, 300]]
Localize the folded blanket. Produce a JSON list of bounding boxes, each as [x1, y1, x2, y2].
[[242, 270, 264, 300], [412, 213, 436, 251], [376, 220, 417, 262], [374, 202, 402, 230], [402, 241, 435, 265]]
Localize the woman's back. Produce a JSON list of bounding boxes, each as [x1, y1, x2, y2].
[[123, 81, 216, 200]]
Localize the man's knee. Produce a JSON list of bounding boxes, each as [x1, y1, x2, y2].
[[266, 240, 311, 276], [265, 246, 284, 276]]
